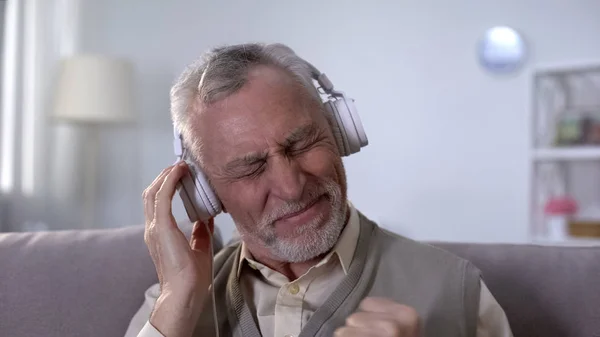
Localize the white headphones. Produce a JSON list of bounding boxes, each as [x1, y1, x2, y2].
[[173, 62, 368, 222]]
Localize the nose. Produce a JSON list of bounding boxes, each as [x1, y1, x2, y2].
[[267, 155, 306, 201]]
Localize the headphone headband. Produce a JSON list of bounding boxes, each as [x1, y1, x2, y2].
[[305, 61, 338, 96]]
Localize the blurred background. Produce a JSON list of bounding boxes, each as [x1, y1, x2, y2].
[[1, 0, 600, 245]]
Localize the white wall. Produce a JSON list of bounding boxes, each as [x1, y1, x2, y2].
[[76, 0, 600, 243]]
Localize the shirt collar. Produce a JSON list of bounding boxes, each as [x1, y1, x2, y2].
[[236, 200, 360, 278]]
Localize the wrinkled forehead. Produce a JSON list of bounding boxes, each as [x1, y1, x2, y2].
[[190, 66, 328, 169]]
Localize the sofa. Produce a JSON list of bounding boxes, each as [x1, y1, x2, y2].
[[0, 224, 599, 337]]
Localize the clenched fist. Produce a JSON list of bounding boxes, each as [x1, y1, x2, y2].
[[142, 161, 214, 337], [335, 297, 421, 337]]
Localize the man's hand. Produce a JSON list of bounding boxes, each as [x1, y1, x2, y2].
[[335, 297, 421, 337], [142, 161, 214, 337]]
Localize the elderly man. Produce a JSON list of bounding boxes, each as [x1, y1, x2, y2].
[[127, 43, 513, 337]]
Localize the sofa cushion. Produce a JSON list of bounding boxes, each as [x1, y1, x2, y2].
[[1, 224, 599, 337], [435, 242, 600, 337], [0, 224, 198, 337]]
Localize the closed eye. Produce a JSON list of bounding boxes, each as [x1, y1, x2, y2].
[[222, 151, 268, 180], [290, 133, 329, 154], [288, 140, 317, 155], [226, 160, 266, 180], [241, 163, 265, 179]]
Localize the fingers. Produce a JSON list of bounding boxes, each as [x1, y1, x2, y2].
[[346, 311, 394, 328], [334, 326, 378, 337], [141, 163, 215, 312], [143, 166, 176, 224], [154, 162, 189, 225], [142, 162, 186, 262], [190, 219, 214, 254], [359, 297, 407, 313], [349, 297, 420, 336], [359, 297, 419, 323], [345, 312, 400, 336]]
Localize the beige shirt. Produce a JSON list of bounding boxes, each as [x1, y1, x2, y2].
[[130, 204, 513, 337]]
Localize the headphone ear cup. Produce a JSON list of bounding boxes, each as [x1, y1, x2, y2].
[[324, 101, 350, 156], [324, 95, 368, 156], [194, 166, 223, 216], [191, 163, 223, 216], [178, 158, 222, 222]]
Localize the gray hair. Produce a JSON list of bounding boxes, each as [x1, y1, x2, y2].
[[170, 43, 322, 166]]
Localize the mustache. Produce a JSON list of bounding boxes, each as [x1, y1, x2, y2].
[[260, 181, 338, 228]]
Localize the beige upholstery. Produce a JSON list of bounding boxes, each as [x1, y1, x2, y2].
[[0, 225, 598, 337]]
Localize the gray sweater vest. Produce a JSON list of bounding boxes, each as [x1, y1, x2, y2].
[[193, 213, 481, 337]]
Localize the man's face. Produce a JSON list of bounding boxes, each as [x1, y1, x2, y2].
[[194, 65, 348, 262]]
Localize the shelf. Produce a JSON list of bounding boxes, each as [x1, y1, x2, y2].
[[533, 60, 600, 76], [532, 236, 600, 247], [533, 147, 600, 161]]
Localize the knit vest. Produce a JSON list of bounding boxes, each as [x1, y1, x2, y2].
[[193, 213, 481, 337]]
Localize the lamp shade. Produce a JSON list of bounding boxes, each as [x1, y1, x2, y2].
[[53, 55, 135, 124]]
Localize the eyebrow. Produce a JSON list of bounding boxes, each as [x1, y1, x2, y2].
[[280, 122, 320, 148], [223, 152, 268, 172]]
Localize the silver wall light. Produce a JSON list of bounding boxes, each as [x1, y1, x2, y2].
[[478, 26, 527, 74]]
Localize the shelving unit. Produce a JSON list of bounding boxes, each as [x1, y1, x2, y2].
[[530, 62, 600, 245], [533, 147, 600, 161]]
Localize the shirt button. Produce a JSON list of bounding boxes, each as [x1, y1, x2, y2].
[[288, 283, 300, 295]]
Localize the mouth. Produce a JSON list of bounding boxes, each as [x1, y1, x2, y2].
[[276, 195, 325, 223]]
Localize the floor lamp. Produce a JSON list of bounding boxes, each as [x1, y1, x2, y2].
[[53, 55, 135, 229]]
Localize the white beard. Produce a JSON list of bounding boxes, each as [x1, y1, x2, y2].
[[236, 178, 347, 263]]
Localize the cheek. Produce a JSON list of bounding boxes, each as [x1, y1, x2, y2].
[[215, 181, 265, 224], [299, 146, 341, 180]]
